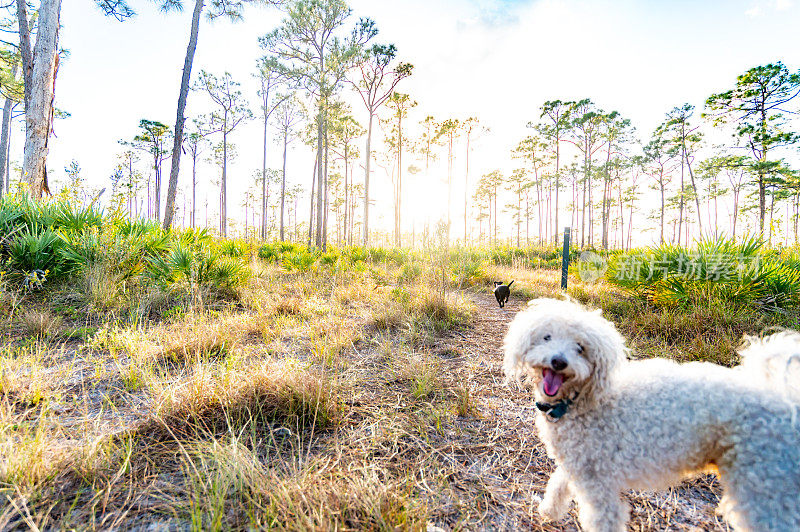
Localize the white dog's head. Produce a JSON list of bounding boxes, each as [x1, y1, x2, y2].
[[503, 298, 626, 406]]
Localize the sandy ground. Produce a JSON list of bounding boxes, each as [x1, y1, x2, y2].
[[417, 290, 729, 531]]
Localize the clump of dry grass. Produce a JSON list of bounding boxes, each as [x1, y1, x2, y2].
[[371, 305, 404, 330], [19, 309, 63, 338], [0, 285, 17, 318], [159, 314, 260, 362], [176, 440, 427, 531], [147, 360, 339, 439], [93, 313, 261, 364], [0, 370, 52, 409], [384, 347, 445, 401], [332, 279, 389, 307], [0, 403, 67, 488], [78, 262, 124, 311], [271, 297, 305, 317], [0, 347, 59, 409], [371, 284, 475, 333], [248, 464, 427, 530], [414, 289, 474, 328], [306, 319, 360, 368], [453, 382, 479, 417]]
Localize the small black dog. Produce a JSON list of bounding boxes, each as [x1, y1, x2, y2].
[[493, 280, 514, 308]]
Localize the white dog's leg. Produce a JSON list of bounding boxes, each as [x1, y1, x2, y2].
[[573, 483, 628, 532], [538, 467, 573, 521]]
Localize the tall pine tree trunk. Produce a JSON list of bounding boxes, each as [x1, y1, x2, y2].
[[343, 147, 349, 245], [396, 112, 403, 247], [363, 112, 374, 247], [554, 135, 560, 244], [191, 150, 197, 228], [18, 0, 61, 198], [261, 106, 269, 240], [0, 98, 12, 195], [163, 0, 204, 229], [683, 130, 703, 239], [601, 144, 611, 249], [315, 99, 324, 247], [447, 135, 453, 242], [322, 114, 329, 251], [280, 130, 288, 241], [154, 151, 161, 222], [3, 126, 9, 195], [581, 144, 588, 247], [308, 155, 317, 248], [0, 63, 17, 195], [221, 124, 228, 236], [678, 156, 685, 246], [464, 132, 470, 245], [758, 108, 768, 234]]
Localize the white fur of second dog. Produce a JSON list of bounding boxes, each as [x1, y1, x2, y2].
[[503, 298, 800, 532]]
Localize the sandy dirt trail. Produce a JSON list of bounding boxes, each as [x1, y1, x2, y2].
[[423, 289, 727, 531]]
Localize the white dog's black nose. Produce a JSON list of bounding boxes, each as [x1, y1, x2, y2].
[[551, 356, 568, 371]]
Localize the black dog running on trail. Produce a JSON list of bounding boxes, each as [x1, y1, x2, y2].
[[493, 280, 514, 308]]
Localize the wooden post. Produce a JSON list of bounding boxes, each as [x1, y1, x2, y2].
[[561, 227, 570, 290]]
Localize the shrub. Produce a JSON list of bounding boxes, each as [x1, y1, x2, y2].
[[7, 226, 64, 278], [282, 249, 318, 272], [399, 262, 423, 283], [606, 236, 800, 312], [47, 201, 104, 233], [319, 250, 341, 267], [342, 246, 369, 263], [278, 241, 301, 254], [218, 239, 248, 258], [147, 242, 250, 297], [450, 249, 487, 286], [257, 243, 279, 262]]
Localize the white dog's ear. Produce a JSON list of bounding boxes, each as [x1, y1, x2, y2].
[[580, 318, 626, 403]]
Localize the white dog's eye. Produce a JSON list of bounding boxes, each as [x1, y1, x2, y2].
[[543, 334, 551, 341], [577, 343, 584, 353]]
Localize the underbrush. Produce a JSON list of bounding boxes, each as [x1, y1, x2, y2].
[[605, 237, 800, 316], [0, 195, 252, 323]]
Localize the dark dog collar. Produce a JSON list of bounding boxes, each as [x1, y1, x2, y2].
[[535, 392, 579, 422]]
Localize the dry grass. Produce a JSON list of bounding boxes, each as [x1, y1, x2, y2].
[[77, 263, 124, 312], [0, 404, 66, 488], [0, 255, 756, 530], [92, 312, 262, 364], [0, 289, 16, 318], [371, 284, 475, 334], [19, 309, 63, 338], [170, 438, 428, 530], [0, 345, 59, 409], [453, 381, 479, 418], [270, 297, 305, 317], [147, 360, 339, 439]]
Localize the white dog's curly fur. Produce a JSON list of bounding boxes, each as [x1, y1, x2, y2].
[[503, 298, 800, 532]]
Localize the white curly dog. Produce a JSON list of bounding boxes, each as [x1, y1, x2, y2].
[[503, 298, 800, 532]]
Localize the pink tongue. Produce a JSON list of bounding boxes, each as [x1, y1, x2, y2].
[[543, 368, 564, 397]]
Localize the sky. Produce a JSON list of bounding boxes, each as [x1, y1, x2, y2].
[[11, 0, 800, 242]]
